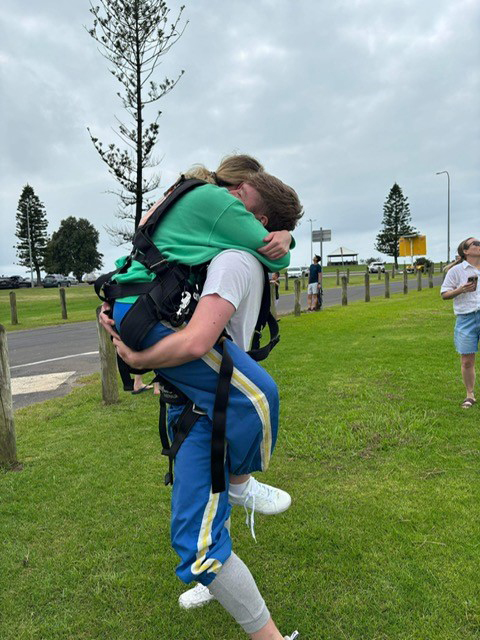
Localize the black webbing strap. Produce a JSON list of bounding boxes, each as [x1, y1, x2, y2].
[[248, 311, 280, 362], [102, 281, 157, 300], [247, 266, 281, 362], [211, 339, 234, 494], [159, 397, 204, 487]]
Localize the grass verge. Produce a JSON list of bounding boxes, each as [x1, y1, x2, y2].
[[1, 288, 479, 639]]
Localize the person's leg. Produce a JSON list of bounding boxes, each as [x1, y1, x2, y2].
[[460, 354, 476, 402], [454, 311, 478, 406], [307, 293, 312, 310], [312, 293, 317, 309], [208, 552, 283, 639]]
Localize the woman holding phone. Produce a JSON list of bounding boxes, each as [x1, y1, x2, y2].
[[441, 237, 480, 408]]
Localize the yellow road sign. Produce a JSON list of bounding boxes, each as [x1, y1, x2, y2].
[[399, 235, 426, 257]]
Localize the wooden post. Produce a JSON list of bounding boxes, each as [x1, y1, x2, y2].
[[284, 272, 289, 291], [428, 267, 434, 288], [0, 325, 18, 469], [365, 273, 370, 302], [378, 268, 382, 280], [439, 262, 443, 273], [269, 282, 277, 320], [294, 279, 301, 316], [59, 287, 68, 319], [403, 269, 408, 294], [341, 275, 348, 306], [385, 271, 390, 298], [95, 307, 119, 405], [346, 268, 350, 283], [391, 265, 395, 279], [417, 270, 422, 291], [301, 273, 306, 290], [9, 292, 18, 325], [336, 269, 340, 286]]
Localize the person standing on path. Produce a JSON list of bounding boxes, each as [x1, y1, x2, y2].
[[441, 236, 480, 409], [307, 255, 322, 311]]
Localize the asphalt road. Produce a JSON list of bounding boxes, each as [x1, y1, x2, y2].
[[7, 274, 442, 409]]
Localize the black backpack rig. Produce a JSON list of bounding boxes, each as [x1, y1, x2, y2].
[[95, 176, 280, 493]]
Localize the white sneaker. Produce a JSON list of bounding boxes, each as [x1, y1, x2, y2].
[[228, 477, 292, 515], [178, 583, 215, 609], [284, 632, 299, 640]]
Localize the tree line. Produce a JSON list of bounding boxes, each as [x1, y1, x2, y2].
[[15, 185, 103, 285]]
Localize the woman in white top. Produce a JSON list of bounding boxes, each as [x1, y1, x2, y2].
[[441, 237, 480, 408]]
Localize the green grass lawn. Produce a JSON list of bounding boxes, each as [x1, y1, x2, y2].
[[1, 289, 479, 639], [0, 285, 99, 331]]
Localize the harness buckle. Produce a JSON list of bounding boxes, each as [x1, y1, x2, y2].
[[192, 404, 207, 416]]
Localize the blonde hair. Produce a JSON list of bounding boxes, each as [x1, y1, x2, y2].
[[184, 154, 264, 187], [444, 237, 474, 272]]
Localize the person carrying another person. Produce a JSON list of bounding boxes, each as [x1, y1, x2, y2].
[[441, 236, 480, 409], [99, 154, 302, 639], [307, 254, 322, 311]]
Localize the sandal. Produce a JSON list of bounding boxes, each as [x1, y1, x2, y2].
[[131, 385, 153, 395], [461, 397, 476, 409]]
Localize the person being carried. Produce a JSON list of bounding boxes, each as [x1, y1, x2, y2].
[[100, 156, 302, 639], [441, 236, 480, 409]]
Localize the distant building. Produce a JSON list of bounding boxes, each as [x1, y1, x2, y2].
[[327, 246, 358, 266]]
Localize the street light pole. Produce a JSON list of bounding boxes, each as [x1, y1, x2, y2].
[[307, 218, 317, 262], [26, 196, 35, 287], [436, 170, 450, 263]]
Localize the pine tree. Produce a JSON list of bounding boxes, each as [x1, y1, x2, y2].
[[375, 183, 416, 267], [87, 0, 186, 244], [15, 184, 49, 285], [44, 217, 103, 281]]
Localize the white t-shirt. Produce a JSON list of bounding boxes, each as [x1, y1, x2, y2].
[[441, 261, 480, 315], [200, 249, 264, 350]]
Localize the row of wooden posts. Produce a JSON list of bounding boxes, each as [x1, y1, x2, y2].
[[0, 267, 442, 467], [0, 308, 120, 469], [284, 263, 442, 291], [8, 287, 68, 326], [285, 266, 438, 317]]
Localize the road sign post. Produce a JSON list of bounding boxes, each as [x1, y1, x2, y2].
[[312, 229, 331, 268]]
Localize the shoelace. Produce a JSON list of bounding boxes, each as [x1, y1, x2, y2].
[[242, 479, 277, 542], [243, 489, 257, 541]]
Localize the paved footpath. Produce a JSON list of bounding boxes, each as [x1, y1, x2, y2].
[[7, 275, 442, 409]]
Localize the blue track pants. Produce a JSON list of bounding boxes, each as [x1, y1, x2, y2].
[[113, 302, 279, 585]]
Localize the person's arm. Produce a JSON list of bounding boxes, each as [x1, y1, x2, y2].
[[441, 281, 476, 299], [100, 295, 236, 370], [440, 268, 476, 299], [318, 266, 322, 287], [209, 200, 292, 271]]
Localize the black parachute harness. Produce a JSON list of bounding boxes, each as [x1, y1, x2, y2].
[[95, 176, 280, 493]]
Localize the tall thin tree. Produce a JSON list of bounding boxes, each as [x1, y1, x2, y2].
[[87, 0, 186, 244], [15, 185, 49, 285], [375, 183, 416, 267]]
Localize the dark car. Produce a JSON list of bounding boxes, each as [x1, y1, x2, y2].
[[9, 275, 31, 288], [43, 274, 71, 288], [0, 275, 13, 289]]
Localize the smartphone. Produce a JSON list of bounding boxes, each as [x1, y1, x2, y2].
[[467, 276, 478, 282]]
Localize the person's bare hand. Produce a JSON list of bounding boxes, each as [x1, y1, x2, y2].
[[257, 230, 291, 260], [98, 302, 120, 340], [112, 337, 143, 369], [460, 280, 477, 294]]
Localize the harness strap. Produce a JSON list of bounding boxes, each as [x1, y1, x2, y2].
[[159, 398, 205, 487], [211, 339, 234, 494]]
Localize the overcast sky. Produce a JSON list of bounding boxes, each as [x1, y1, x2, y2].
[[1, 0, 479, 276]]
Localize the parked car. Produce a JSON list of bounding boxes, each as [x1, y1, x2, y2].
[[67, 275, 79, 285], [0, 275, 13, 289], [83, 271, 99, 285], [285, 266, 303, 278], [43, 274, 71, 288], [368, 261, 386, 273], [9, 275, 31, 288]]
